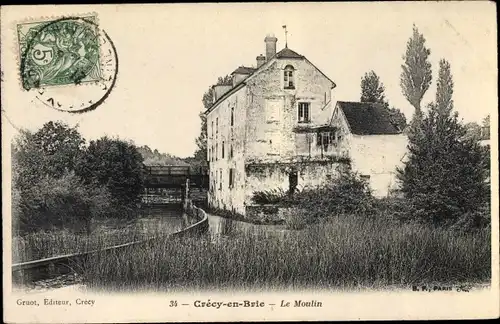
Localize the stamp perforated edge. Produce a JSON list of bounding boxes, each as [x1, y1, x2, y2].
[[12, 12, 106, 91]]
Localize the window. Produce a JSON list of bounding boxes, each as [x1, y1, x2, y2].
[[230, 143, 233, 159], [211, 121, 214, 137], [216, 118, 218, 134], [284, 65, 295, 89], [215, 143, 218, 161], [229, 168, 235, 189], [219, 169, 223, 190], [230, 107, 234, 127], [298, 102, 310, 123], [316, 131, 339, 153], [316, 131, 337, 151], [222, 141, 225, 159]]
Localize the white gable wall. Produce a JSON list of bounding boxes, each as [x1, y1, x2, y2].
[[349, 134, 408, 197], [332, 103, 408, 197]]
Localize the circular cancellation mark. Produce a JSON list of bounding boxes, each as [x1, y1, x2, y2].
[[18, 15, 118, 113]]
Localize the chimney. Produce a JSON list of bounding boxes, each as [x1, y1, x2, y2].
[[264, 34, 278, 61], [212, 85, 233, 103], [256, 54, 266, 68]]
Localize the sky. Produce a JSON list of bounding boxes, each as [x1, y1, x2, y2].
[[1, 2, 497, 158]]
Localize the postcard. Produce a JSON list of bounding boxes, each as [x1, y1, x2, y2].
[[2, 2, 498, 322]]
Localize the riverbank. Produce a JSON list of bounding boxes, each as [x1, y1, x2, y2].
[[82, 212, 491, 291], [205, 206, 285, 226], [12, 207, 185, 263]]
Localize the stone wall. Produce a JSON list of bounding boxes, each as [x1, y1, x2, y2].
[[244, 161, 349, 209], [206, 54, 346, 216], [206, 87, 248, 215], [244, 58, 336, 164]]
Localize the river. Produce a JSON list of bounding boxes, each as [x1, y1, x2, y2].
[[206, 213, 288, 239], [14, 206, 287, 292]]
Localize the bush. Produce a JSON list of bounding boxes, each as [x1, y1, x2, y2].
[[251, 188, 287, 205], [282, 169, 374, 219], [13, 172, 112, 235], [451, 202, 491, 232], [372, 196, 411, 221], [11, 122, 145, 237]]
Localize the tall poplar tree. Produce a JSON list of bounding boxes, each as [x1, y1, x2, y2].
[[400, 25, 433, 124], [397, 59, 489, 226]]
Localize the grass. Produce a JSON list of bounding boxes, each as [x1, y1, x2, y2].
[[82, 213, 491, 292], [12, 209, 187, 263]]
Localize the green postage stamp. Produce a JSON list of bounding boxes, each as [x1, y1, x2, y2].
[[17, 16, 101, 90]]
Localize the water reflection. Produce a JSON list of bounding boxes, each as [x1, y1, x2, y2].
[[138, 206, 186, 236], [207, 213, 288, 242]]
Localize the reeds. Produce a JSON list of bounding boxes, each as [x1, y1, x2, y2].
[[12, 214, 185, 263], [82, 213, 491, 292]]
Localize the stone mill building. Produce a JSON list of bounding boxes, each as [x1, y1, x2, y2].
[[205, 34, 407, 216]]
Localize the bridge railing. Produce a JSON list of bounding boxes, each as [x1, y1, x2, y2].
[[143, 165, 209, 189], [144, 165, 208, 176]]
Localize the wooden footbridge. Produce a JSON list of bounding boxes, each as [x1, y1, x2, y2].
[[142, 165, 209, 207], [143, 165, 209, 189]]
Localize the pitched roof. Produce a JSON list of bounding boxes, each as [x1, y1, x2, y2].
[[206, 47, 334, 115], [275, 47, 304, 59], [231, 66, 256, 75], [336, 101, 402, 135]]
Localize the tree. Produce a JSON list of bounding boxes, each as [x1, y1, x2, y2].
[[193, 75, 233, 164], [76, 137, 144, 217], [137, 145, 188, 166], [387, 107, 407, 132], [361, 71, 389, 107], [13, 172, 111, 235], [12, 121, 85, 192], [464, 121, 482, 141], [397, 59, 489, 226], [435, 59, 454, 118], [361, 71, 407, 130], [482, 115, 490, 128], [464, 115, 490, 142], [11, 123, 110, 234], [400, 25, 433, 123], [481, 115, 490, 140]]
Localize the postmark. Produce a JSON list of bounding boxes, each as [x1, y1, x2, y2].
[[16, 15, 118, 113]]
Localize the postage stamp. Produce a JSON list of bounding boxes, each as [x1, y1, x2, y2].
[[17, 16, 101, 90], [15, 15, 118, 113]]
